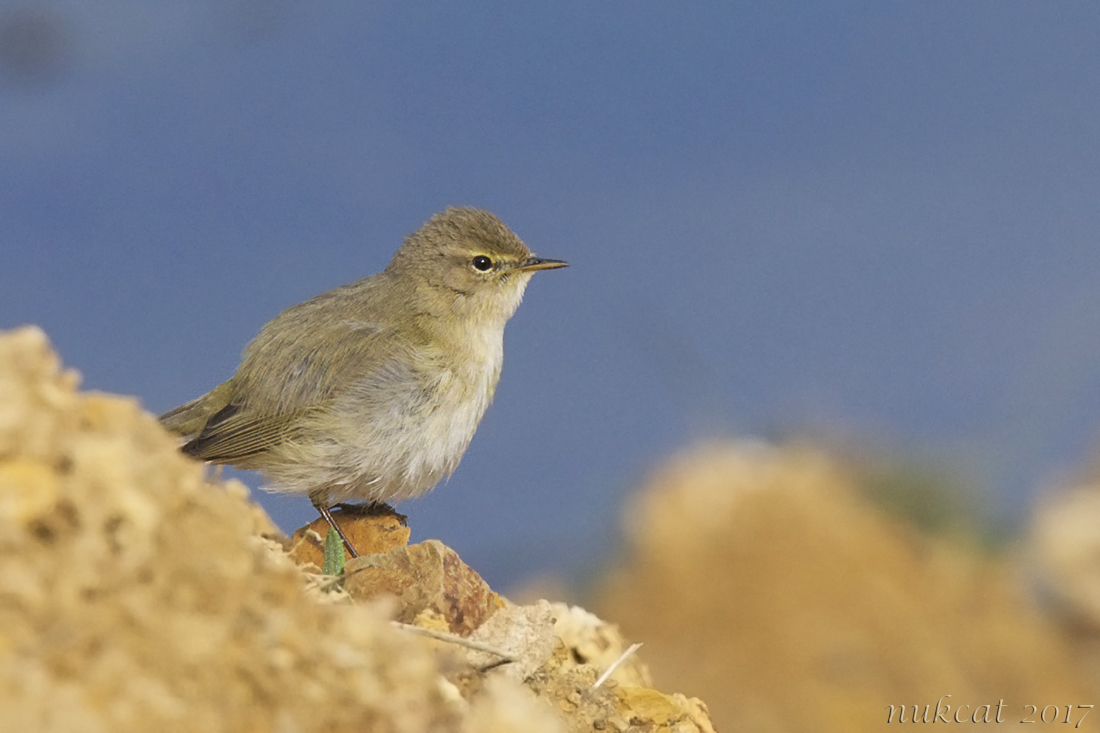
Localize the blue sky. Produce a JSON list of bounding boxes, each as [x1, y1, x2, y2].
[[4, 2, 1100, 585]]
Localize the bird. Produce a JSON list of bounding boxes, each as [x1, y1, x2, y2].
[[160, 207, 567, 556]]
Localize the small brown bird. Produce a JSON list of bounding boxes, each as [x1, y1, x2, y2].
[[160, 208, 566, 555]]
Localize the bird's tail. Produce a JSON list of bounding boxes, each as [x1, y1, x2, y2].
[[159, 397, 206, 438], [159, 385, 227, 440]]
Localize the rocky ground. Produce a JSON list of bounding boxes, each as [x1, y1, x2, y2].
[[0, 326, 713, 733], [593, 443, 1100, 731], [5, 324, 1098, 732]]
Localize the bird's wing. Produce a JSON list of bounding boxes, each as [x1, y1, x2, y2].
[[181, 401, 307, 463], [181, 311, 390, 465]]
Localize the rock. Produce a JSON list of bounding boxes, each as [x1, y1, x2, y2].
[[596, 441, 1097, 732], [0, 326, 459, 731], [0, 326, 716, 732], [1031, 482, 1100, 631], [289, 509, 411, 568], [465, 600, 561, 680], [1029, 479, 1100, 687], [342, 539, 506, 635], [551, 603, 651, 688]]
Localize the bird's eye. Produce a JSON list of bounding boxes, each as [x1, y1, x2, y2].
[[472, 255, 493, 272]]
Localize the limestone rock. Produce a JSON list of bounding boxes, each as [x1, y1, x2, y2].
[[1031, 483, 1100, 630], [0, 326, 715, 732], [0, 326, 459, 731], [342, 539, 505, 635], [289, 509, 411, 568], [597, 441, 1096, 732]]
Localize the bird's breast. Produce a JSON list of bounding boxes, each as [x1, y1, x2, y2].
[[321, 324, 504, 500]]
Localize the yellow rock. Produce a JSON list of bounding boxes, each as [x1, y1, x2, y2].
[[0, 458, 59, 524]]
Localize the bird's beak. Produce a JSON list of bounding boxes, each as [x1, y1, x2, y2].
[[514, 257, 568, 272]]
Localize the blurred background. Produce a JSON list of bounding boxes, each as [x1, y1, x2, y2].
[[4, 2, 1100, 592]]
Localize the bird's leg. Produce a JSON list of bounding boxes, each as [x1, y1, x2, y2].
[[311, 498, 359, 558]]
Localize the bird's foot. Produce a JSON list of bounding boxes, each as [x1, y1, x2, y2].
[[312, 501, 359, 559], [333, 501, 408, 526]]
